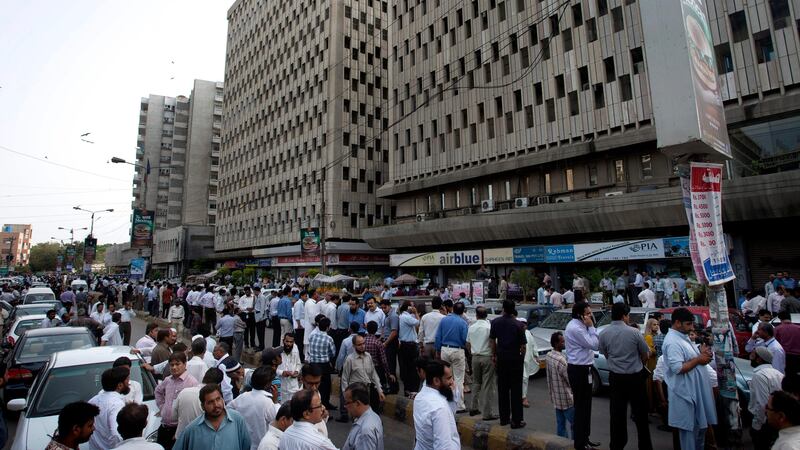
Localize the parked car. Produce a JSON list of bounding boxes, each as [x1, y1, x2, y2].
[[515, 304, 558, 330], [8, 346, 161, 450], [2, 327, 96, 402], [4, 314, 47, 348], [530, 307, 607, 367], [660, 307, 750, 357], [464, 302, 504, 323], [595, 307, 662, 333], [22, 287, 56, 304], [69, 279, 88, 292], [3, 304, 65, 338]]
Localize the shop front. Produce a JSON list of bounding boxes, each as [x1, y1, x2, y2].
[[222, 254, 391, 280], [389, 250, 484, 286]]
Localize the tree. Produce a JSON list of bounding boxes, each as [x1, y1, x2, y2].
[[510, 269, 539, 303], [29, 242, 62, 272]]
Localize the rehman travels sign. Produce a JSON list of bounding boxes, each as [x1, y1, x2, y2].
[[641, 0, 731, 160]]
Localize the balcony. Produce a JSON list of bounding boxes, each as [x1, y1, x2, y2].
[[211, 136, 221, 144]]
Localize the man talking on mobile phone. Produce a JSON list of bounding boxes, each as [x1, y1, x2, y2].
[[564, 302, 600, 450]]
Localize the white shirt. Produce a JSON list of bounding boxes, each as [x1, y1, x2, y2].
[[118, 307, 134, 323], [321, 301, 337, 328], [257, 425, 284, 450], [563, 290, 575, 304], [91, 311, 111, 326], [168, 305, 184, 321], [173, 385, 204, 436], [238, 294, 255, 311], [466, 319, 492, 356], [293, 299, 305, 328], [653, 354, 717, 387], [186, 356, 208, 384], [772, 425, 800, 450], [364, 309, 385, 336], [187, 290, 201, 306], [418, 310, 445, 344], [135, 335, 157, 358], [269, 296, 281, 317], [638, 288, 656, 308], [279, 420, 337, 450], [229, 389, 278, 450], [748, 364, 784, 431], [768, 292, 785, 314], [634, 273, 644, 287], [113, 437, 163, 449], [276, 346, 302, 401], [102, 323, 123, 346], [613, 294, 625, 304], [412, 386, 460, 450], [86, 390, 126, 450], [303, 299, 320, 343]]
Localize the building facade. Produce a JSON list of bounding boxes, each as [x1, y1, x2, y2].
[[0, 224, 32, 268], [362, 0, 800, 293], [216, 0, 392, 274]]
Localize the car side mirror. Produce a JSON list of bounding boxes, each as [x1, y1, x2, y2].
[[7, 398, 26, 411]]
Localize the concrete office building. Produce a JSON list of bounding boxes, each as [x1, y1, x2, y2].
[[216, 0, 392, 274], [363, 0, 800, 293], [0, 224, 32, 268]]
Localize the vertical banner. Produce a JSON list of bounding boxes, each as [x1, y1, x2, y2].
[[690, 163, 735, 285], [130, 258, 147, 280], [680, 177, 708, 284], [300, 227, 321, 256], [131, 209, 155, 249], [65, 245, 76, 271], [83, 237, 97, 264]]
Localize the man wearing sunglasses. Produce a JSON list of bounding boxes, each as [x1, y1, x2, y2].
[[278, 389, 337, 449]]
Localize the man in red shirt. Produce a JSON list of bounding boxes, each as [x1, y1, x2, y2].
[[162, 284, 174, 319], [775, 311, 800, 377]]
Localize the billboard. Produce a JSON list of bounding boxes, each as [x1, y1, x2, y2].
[[130, 209, 155, 249], [390, 250, 482, 267], [690, 163, 735, 285], [300, 227, 321, 256], [641, 0, 731, 160], [83, 237, 97, 264], [130, 258, 147, 279]]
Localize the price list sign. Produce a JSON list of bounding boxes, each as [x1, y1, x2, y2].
[[689, 163, 735, 285]]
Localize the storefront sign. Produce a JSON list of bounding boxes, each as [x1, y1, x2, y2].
[[130, 209, 155, 249], [574, 239, 664, 262], [130, 258, 147, 279], [300, 227, 321, 256], [545, 245, 575, 263], [327, 254, 390, 266], [390, 250, 482, 267], [512, 246, 546, 263], [690, 163, 735, 285], [483, 248, 513, 264]]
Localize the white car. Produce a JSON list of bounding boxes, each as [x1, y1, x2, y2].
[[70, 279, 89, 292], [8, 346, 161, 450], [5, 314, 47, 348], [22, 287, 56, 304]]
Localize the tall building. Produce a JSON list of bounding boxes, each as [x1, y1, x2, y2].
[[216, 0, 392, 274], [132, 80, 223, 229], [363, 0, 800, 293], [1, 224, 32, 268]]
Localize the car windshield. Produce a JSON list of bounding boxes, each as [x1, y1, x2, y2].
[[539, 312, 574, 330], [14, 319, 42, 336], [29, 360, 156, 417], [17, 334, 95, 363], [25, 293, 55, 302], [597, 312, 646, 327], [15, 306, 53, 317]]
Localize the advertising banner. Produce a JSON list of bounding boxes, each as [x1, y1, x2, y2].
[[573, 239, 664, 262], [690, 163, 735, 285], [390, 250, 482, 267], [300, 227, 321, 256], [65, 245, 76, 271], [471, 281, 486, 303], [512, 246, 546, 264], [483, 248, 513, 264], [130, 258, 147, 279], [83, 237, 97, 264], [130, 209, 155, 249], [681, 177, 708, 284], [452, 283, 470, 299]]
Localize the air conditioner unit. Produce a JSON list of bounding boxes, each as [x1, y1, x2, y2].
[[514, 197, 529, 208], [535, 195, 551, 205], [415, 213, 428, 222], [555, 195, 572, 203], [480, 199, 495, 212], [604, 191, 624, 197]]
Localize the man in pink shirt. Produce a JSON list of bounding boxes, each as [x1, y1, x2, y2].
[[155, 352, 199, 449], [775, 310, 800, 376]]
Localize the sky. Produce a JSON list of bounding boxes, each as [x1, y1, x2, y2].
[[0, 1, 230, 246]]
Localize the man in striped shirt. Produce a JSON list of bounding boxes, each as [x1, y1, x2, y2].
[[545, 331, 574, 439]]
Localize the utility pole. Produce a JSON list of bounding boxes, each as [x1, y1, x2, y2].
[[320, 168, 327, 274]]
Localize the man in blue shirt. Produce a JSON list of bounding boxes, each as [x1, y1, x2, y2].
[[277, 289, 294, 342], [345, 298, 367, 334], [435, 302, 469, 412], [173, 384, 250, 450], [398, 302, 420, 396]]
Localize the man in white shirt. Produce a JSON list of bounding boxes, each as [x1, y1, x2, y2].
[[381, 286, 392, 301], [467, 306, 497, 420], [135, 322, 160, 360], [91, 303, 110, 327], [257, 403, 293, 450], [86, 366, 130, 450], [413, 360, 461, 450], [764, 274, 776, 298], [768, 286, 786, 314], [229, 367, 279, 450], [279, 389, 337, 449], [748, 347, 784, 449], [117, 301, 134, 346], [562, 288, 575, 306], [277, 333, 302, 402], [40, 309, 61, 328], [238, 286, 257, 350], [101, 313, 123, 346], [293, 293, 306, 359], [187, 338, 210, 383], [363, 298, 385, 337], [638, 283, 657, 309], [302, 291, 319, 358], [743, 291, 768, 318], [549, 288, 563, 308], [269, 291, 282, 347], [418, 297, 445, 359]]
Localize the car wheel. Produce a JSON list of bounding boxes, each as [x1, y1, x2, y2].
[[591, 367, 601, 396]]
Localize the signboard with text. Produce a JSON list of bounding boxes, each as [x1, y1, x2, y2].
[[130, 209, 155, 249], [300, 227, 320, 256], [690, 163, 735, 285], [130, 258, 147, 279], [390, 250, 482, 267], [83, 237, 97, 264]]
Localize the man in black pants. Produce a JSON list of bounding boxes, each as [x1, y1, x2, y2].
[[489, 300, 526, 428], [599, 302, 653, 450], [565, 302, 600, 449]]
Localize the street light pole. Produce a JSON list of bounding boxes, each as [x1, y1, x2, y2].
[[72, 207, 114, 238], [58, 227, 87, 245]]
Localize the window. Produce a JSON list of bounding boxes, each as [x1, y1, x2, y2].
[[541, 39, 550, 60], [456, 190, 461, 208], [565, 169, 574, 191], [546, 99, 555, 122], [593, 84, 605, 109], [562, 29, 573, 52], [568, 91, 579, 116], [586, 18, 597, 42], [572, 4, 583, 26], [514, 89, 522, 111], [769, 0, 790, 29], [730, 11, 749, 43], [555, 75, 565, 98], [631, 47, 644, 75], [549, 15, 560, 35], [589, 165, 598, 186], [488, 184, 494, 201], [754, 31, 775, 63], [598, 0, 608, 15], [641, 154, 653, 179], [487, 118, 495, 139], [604, 57, 615, 83], [715, 44, 734, 74], [342, 202, 349, 217], [619, 75, 632, 101], [578, 66, 590, 91], [525, 106, 534, 128], [470, 186, 478, 205], [441, 192, 446, 209], [611, 7, 624, 32], [534, 82, 543, 105], [505, 112, 514, 134], [614, 159, 625, 183], [545, 173, 552, 194], [498, 1, 506, 21], [342, 166, 349, 180]]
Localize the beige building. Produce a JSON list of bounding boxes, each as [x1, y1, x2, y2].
[[1, 224, 32, 268], [363, 0, 800, 291], [216, 0, 391, 272]]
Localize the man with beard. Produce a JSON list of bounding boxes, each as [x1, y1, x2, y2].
[[173, 384, 251, 450], [748, 347, 784, 450], [45, 401, 100, 450], [412, 359, 460, 450], [86, 367, 131, 450], [341, 334, 385, 411], [155, 353, 199, 449], [277, 333, 302, 401]]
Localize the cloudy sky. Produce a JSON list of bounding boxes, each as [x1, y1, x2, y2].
[[0, 1, 229, 245]]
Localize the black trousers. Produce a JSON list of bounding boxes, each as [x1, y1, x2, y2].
[[157, 424, 177, 450], [398, 342, 420, 395], [204, 307, 216, 332], [271, 316, 282, 347], [496, 357, 523, 424], [311, 362, 333, 407], [609, 371, 653, 450], [256, 319, 267, 350], [384, 339, 399, 394], [568, 364, 593, 450], [219, 336, 234, 350], [295, 328, 305, 362], [786, 353, 800, 377], [119, 322, 131, 346], [245, 313, 256, 347]]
